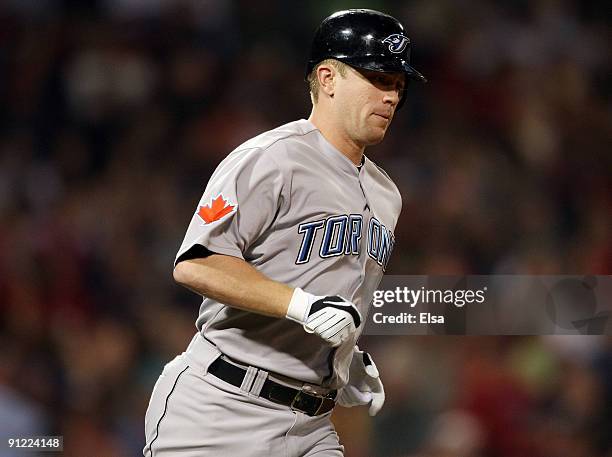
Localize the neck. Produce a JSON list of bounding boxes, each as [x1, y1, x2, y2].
[[308, 109, 364, 166]]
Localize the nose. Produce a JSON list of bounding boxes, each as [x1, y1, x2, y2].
[[383, 89, 400, 108]]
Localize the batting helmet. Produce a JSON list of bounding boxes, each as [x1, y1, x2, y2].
[[306, 9, 426, 107]]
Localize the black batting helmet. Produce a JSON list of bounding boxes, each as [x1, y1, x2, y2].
[[306, 9, 426, 106]]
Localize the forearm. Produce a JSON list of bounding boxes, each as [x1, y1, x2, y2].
[[173, 254, 294, 318]]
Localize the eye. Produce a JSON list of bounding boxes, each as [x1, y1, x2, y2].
[[372, 74, 392, 86], [363, 71, 405, 93]]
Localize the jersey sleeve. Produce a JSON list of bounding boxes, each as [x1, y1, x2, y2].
[[174, 147, 285, 265]]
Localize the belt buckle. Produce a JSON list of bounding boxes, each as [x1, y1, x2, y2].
[[290, 390, 324, 416]]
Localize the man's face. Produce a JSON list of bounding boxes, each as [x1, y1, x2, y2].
[[333, 67, 405, 146]]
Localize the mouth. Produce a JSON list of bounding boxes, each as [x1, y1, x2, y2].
[[373, 113, 391, 122]]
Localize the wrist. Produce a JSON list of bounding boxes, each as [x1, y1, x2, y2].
[[286, 287, 312, 323]]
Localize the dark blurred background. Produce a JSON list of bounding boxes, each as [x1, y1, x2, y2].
[[0, 0, 611, 456]]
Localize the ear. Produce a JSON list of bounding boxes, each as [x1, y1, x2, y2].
[[316, 64, 336, 98]]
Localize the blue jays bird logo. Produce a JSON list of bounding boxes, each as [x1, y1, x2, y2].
[[382, 34, 409, 53]]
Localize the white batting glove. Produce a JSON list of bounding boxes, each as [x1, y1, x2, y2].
[[286, 288, 362, 347], [337, 346, 385, 416]]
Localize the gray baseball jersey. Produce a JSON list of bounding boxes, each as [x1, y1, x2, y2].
[[175, 119, 401, 389]]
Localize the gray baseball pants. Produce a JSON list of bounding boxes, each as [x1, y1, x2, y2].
[[143, 333, 344, 456]]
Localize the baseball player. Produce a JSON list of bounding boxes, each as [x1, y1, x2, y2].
[[144, 9, 425, 457]]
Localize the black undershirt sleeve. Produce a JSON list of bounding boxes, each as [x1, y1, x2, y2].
[[175, 244, 215, 266]]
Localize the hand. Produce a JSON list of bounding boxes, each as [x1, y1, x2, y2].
[[286, 288, 362, 347], [337, 346, 385, 416]]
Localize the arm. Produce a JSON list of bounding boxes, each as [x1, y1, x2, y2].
[[173, 147, 360, 344], [173, 254, 293, 318], [173, 252, 362, 347]]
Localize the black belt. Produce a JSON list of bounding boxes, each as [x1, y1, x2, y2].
[[208, 357, 336, 416]]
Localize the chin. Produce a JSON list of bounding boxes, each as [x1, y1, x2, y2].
[[363, 128, 387, 145]]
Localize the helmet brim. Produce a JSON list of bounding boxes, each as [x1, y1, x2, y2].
[[340, 56, 427, 83]]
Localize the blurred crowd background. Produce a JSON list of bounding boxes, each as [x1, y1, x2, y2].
[[0, 0, 611, 456]]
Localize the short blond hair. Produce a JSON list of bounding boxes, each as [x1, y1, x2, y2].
[[307, 59, 350, 104]]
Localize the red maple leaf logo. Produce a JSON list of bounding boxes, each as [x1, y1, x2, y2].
[[197, 195, 236, 224]]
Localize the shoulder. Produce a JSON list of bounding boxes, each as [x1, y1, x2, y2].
[[233, 120, 318, 158], [216, 120, 318, 180], [364, 157, 402, 212], [366, 157, 401, 193], [209, 120, 317, 185]]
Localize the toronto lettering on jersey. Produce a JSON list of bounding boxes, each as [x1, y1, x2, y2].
[[295, 214, 395, 270]]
